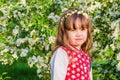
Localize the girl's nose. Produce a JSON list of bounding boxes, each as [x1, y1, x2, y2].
[[76, 30, 82, 36]]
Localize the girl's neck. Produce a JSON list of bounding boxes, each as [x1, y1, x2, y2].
[[69, 45, 82, 52]]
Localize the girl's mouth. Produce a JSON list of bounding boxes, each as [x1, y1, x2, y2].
[[75, 38, 82, 40]]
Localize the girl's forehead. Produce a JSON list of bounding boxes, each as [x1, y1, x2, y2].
[[64, 13, 89, 30], [71, 18, 88, 29], [75, 18, 82, 27]]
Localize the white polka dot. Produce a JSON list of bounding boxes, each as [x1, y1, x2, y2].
[[72, 70, 75, 74], [83, 63, 86, 66], [71, 75, 76, 79], [81, 71, 84, 74], [80, 65, 83, 69], [84, 66, 87, 69], [67, 72, 70, 76], [86, 60, 89, 63], [84, 69, 87, 72], [72, 64, 76, 68], [68, 78, 71, 80], [81, 76, 85, 79], [79, 60, 82, 63], [76, 73, 80, 77], [77, 68, 80, 72], [67, 67, 70, 71], [82, 58, 85, 61], [85, 74, 87, 77], [78, 54, 81, 58], [74, 58, 78, 61], [76, 62, 79, 65]]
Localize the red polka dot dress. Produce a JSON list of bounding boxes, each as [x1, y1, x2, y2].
[[62, 46, 91, 80]]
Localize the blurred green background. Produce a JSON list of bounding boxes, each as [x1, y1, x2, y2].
[[0, 0, 120, 80]]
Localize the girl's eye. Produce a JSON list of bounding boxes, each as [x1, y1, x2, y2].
[[81, 28, 87, 31], [71, 29, 76, 31], [81, 28, 85, 30]]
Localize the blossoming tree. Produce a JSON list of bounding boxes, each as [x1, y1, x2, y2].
[[0, 0, 120, 80]]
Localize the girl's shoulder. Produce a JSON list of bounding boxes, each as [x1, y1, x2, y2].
[[53, 46, 67, 56], [50, 46, 69, 65], [51, 46, 69, 61]]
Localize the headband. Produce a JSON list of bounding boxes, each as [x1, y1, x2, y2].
[[60, 9, 89, 23]]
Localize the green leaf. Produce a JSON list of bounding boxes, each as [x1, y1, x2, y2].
[[2, 72, 7, 76], [0, 11, 4, 17], [0, 37, 9, 43]]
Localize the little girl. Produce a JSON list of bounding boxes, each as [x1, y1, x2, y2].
[[50, 8, 93, 80]]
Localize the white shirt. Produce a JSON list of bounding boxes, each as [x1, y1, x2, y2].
[[50, 47, 93, 80]]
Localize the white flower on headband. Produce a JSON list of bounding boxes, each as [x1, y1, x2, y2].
[[77, 11, 83, 14], [65, 13, 71, 18], [77, 11, 89, 19], [83, 13, 89, 19]]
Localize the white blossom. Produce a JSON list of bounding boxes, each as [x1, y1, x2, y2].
[[111, 19, 120, 39], [111, 22, 116, 29], [38, 74, 42, 78], [117, 53, 120, 60], [28, 55, 47, 69], [116, 62, 120, 71], [78, 0, 85, 2], [16, 38, 25, 46], [28, 58, 33, 67], [13, 28, 19, 35], [88, 2, 101, 11], [0, 46, 9, 55], [0, 43, 6, 47], [28, 38, 39, 46], [13, 26, 19, 36], [48, 13, 54, 19], [45, 44, 50, 51], [44, 56, 49, 63], [117, 42, 120, 48], [48, 13, 60, 22], [93, 41, 98, 47], [10, 47, 17, 53], [28, 56, 38, 67], [30, 30, 36, 37], [110, 44, 115, 51], [37, 56, 45, 66], [94, 28, 100, 33], [12, 52, 18, 59], [0, 7, 9, 17], [48, 36, 56, 44], [110, 0, 113, 3], [57, 0, 63, 4], [20, 0, 26, 5], [37, 68, 41, 74], [13, 10, 17, 14], [32, 56, 38, 63], [7, 36, 12, 40], [113, 26, 119, 39], [20, 48, 28, 57]]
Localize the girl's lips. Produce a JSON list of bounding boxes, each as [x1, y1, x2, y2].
[[75, 38, 82, 40], [75, 38, 82, 41]]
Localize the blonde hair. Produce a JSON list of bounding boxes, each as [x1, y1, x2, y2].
[[54, 8, 93, 53]]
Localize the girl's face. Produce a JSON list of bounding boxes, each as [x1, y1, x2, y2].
[[67, 29, 87, 50], [66, 19, 88, 50]]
